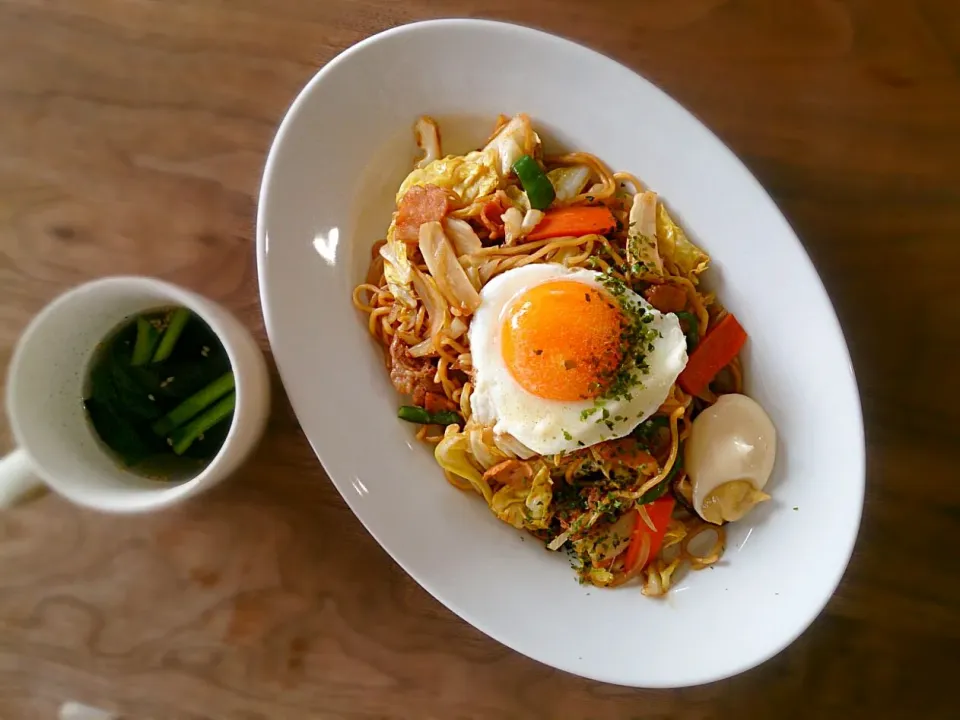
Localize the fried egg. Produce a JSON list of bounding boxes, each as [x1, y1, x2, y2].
[[468, 264, 688, 455]]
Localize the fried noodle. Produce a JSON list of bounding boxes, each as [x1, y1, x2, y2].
[[351, 114, 747, 595]]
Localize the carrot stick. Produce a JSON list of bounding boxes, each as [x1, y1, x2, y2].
[[678, 314, 747, 395], [525, 206, 617, 241]]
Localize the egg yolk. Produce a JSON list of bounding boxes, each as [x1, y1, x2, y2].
[[501, 281, 625, 401]]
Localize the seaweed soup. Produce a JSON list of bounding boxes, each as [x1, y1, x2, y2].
[[83, 307, 235, 481]]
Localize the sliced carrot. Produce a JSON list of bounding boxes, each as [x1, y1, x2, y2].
[[396, 184, 449, 242], [525, 206, 617, 241], [643, 284, 687, 313], [678, 314, 747, 395]]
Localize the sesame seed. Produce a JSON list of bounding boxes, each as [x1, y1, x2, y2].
[[147, 394, 155, 401]]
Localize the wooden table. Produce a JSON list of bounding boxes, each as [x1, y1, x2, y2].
[[1, 1, 958, 717]]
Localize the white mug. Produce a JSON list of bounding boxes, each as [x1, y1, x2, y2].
[[0, 277, 271, 512]]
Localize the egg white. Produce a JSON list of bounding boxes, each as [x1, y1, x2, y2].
[[468, 264, 688, 455]]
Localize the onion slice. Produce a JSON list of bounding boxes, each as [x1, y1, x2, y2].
[[418, 221, 481, 314]]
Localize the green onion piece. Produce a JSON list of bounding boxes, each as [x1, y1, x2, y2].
[[397, 405, 462, 426], [130, 317, 160, 367], [170, 391, 235, 455], [673, 311, 700, 350], [152, 371, 235, 436], [512, 154, 556, 210], [398, 405, 430, 424], [151, 308, 191, 363]]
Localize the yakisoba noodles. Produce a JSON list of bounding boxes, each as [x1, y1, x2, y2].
[[353, 114, 776, 595]]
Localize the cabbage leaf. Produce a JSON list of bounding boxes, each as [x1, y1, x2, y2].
[[490, 464, 553, 530], [398, 151, 499, 205], [435, 426, 493, 503], [656, 203, 709, 278]]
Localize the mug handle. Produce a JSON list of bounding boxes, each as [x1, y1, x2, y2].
[[0, 448, 46, 507]]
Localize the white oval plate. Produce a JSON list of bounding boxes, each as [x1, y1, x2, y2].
[[256, 19, 864, 687]]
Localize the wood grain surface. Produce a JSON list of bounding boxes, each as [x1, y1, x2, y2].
[[1, 0, 959, 717]]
